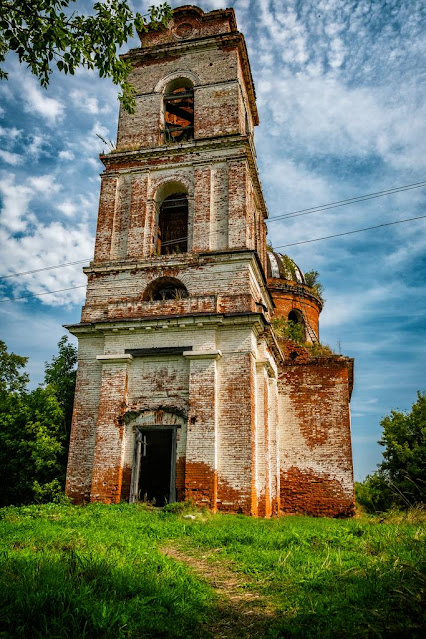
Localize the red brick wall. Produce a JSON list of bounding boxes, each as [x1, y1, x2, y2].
[[277, 357, 355, 517], [269, 278, 321, 341]]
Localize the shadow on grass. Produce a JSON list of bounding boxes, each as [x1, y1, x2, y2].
[[0, 548, 214, 638]]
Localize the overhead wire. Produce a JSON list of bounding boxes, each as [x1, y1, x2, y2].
[[0, 285, 87, 304], [2, 213, 426, 304], [274, 213, 426, 248], [1, 183, 425, 301], [0, 258, 90, 281], [267, 180, 426, 222]]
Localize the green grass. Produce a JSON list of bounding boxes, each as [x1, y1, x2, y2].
[[0, 503, 424, 638]]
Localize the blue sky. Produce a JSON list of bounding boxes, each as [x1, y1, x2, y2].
[[0, 0, 425, 481]]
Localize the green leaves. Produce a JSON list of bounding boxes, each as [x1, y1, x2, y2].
[[357, 392, 426, 512], [0, 340, 69, 506], [44, 335, 77, 442], [0, 340, 29, 393], [0, 1, 172, 112]]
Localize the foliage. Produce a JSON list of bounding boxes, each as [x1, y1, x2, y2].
[[44, 335, 77, 444], [0, 386, 65, 506], [379, 391, 425, 506], [356, 392, 426, 512], [0, 504, 424, 638], [304, 269, 324, 302], [0, 340, 66, 506], [304, 341, 335, 357], [355, 474, 394, 513], [272, 318, 335, 356], [0, 1, 172, 112], [279, 254, 299, 281], [0, 339, 29, 393], [272, 316, 306, 344]]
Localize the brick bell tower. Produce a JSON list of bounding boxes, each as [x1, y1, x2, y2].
[[65, 5, 281, 515]]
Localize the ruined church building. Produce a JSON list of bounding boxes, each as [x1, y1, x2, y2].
[[66, 6, 355, 517]]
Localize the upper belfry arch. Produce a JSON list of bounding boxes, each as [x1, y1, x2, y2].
[[116, 5, 259, 150], [154, 70, 201, 94]]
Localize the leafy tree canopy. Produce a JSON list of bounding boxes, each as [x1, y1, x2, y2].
[[379, 391, 425, 506], [0, 339, 68, 505], [44, 335, 77, 442], [356, 392, 426, 512], [0, 1, 172, 112], [0, 339, 29, 393]]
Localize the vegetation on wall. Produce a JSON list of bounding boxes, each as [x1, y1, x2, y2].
[[304, 269, 324, 302], [271, 317, 335, 357], [271, 316, 306, 344], [356, 392, 426, 512]]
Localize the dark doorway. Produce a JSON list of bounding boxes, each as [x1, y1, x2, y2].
[[130, 427, 176, 506]]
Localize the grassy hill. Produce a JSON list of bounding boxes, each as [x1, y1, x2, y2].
[[0, 503, 424, 638]]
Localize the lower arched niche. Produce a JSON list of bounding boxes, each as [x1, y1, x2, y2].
[[122, 408, 187, 505]]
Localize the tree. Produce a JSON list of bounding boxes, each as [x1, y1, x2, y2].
[[0, 340, 66, 505], [304, 270, 324, 303], [44, 335, 77, 443], [356, 392, 426, 512], [378, 392, 425, 507], [0, 1, 172, 112], [0, 339, 29, 393]]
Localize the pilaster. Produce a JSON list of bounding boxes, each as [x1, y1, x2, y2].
[[90, 354, 133, 503], [183, 350, 221, 509]]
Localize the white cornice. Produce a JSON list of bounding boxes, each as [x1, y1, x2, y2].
[[183, 350, 222, 360]]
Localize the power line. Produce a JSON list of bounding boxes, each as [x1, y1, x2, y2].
[[1, 182, 425, 284], [274, 213, 426, 248], [0, 258, 90, 281], [267, 180, 426, 223], [2, 213, 425, 303], [0, 285, 86, 304], [1, 213, 425, 303]]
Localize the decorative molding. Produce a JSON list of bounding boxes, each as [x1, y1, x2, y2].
[[183, 350, 222, 360], [125, 346, 192, 357], [256, 358, 277, 379], [96, 353, 134, 363]]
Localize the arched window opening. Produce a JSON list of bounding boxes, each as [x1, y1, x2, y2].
[[288, 309, 304, 326], [287, 309, 306, 343], [164, 80, 194, 143], [143, 277, 189, 302], [158, 193, 188, 255]]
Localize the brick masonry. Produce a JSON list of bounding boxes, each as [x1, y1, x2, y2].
[[65, 5, 355, 517]]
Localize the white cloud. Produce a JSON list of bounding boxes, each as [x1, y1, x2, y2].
[[70, 89, 110, 115], [0, 219, 93, 306], [59, 150, 75, 161], [257, 72, 426, 169], [0, 150, 23, 165], [0, 125, 22, 141], [29, 174, 61, 193], [0, 174, 33, 232], [23, 81, 65, 123], [57, 200, 78, 217], [27, 134, 47, 158]]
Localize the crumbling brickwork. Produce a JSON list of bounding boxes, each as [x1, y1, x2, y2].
[[65, 5, 354, 517]]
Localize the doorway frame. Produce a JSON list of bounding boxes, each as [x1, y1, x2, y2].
[[129, 425, 177, 504]]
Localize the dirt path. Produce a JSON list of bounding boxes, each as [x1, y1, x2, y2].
[[162, 543, 277, 638]]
